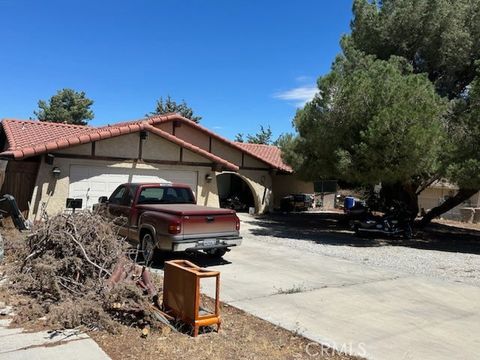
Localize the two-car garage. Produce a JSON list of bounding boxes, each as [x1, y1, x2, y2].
[[68, 165, 198, 209]]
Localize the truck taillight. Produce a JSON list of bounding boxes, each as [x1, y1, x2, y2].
[[168, 222, 181, 235], [235, 216, 240, 231]]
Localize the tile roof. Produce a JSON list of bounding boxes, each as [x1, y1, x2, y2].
[[0, 114, 292, 173], [234, 142, 293, 173], [145, 115, 292, 172], [0, 116, 238, 171]]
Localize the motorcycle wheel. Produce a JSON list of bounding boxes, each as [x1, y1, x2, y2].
[[353, 225, 362, 237], [403, 225, 413, 240]]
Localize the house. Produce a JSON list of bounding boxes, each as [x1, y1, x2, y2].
[[0, 114, 313, 220], [418, 180, 480, 220]]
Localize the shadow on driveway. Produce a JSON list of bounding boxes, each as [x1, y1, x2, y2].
[[149, 250, 232, 271], [246, 212, 480, 255]]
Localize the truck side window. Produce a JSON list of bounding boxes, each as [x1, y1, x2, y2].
[[109, 186, 126, 205]]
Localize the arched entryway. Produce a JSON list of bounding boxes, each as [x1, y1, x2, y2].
[[217, 173, 255, 213]]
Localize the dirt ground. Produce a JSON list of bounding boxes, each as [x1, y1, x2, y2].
[[91, 299, 357, 360], [0, 273, 358, 360], [0, 224, 358, 360]]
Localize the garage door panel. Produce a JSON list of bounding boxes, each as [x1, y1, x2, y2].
[[69, 165, 198, 209], [130, 174, 168, 184]]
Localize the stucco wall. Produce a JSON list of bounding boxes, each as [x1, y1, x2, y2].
[[30, 157, 219, 220], [417, 186, 480, 220], [157, 122, 173, 134], [272, 174, 315, 209], [172, 123, 210, 151], [418, 187, 456, 212], [28, 131, 221, 220], [26, 124, 289, 218], [243, 154, 269, 169], [237, 169, 273, 213], [59, 143, 92, 155], [211, 139, 243, 166], [183, 149, 210, 163], [96, 133, 139, 158], [142, 134, 180, 161], [156, 121, 271, 170]]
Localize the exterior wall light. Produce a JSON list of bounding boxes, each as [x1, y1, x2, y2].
[[205, 173, 213, 183], [52, 167, 61, 179]]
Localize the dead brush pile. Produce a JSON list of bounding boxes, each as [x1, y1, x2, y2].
[[8, 212, 163, 333]]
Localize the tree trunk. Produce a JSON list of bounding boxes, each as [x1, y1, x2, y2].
[[417, 188, 478, 227]]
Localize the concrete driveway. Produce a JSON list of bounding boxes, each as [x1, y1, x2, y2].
[[196, 213, 480, 360]]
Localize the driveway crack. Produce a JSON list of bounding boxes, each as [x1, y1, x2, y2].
[[228, 275, 405, 303]]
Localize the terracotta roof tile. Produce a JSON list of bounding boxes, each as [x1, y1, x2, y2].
[[0, 115, 291, 173], [0, 117, 239, 171], [234, 142, 292, 172], [2, 119, 93, 151]]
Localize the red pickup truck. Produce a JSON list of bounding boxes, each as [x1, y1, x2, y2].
[[97, 183, 242, 260]]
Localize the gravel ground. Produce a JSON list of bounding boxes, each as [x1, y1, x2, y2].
[[239, 213, 480, 287]]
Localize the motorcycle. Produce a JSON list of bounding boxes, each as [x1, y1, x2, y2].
[[352, 203, 414, 239], [221, 195, 247, 212]]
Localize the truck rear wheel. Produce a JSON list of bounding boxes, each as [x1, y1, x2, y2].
[[205, 248, 227, 258], [141, 232, 156, 263]]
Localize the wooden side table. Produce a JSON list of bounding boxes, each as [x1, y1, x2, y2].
[[163, 259, 221, 336]]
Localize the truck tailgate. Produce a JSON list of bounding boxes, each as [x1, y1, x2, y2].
[[182, 213, 238, 237]]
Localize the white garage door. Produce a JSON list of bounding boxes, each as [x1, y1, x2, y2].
[[69, 165, 198, 209]]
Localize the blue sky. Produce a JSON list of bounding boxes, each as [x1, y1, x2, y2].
[[0, 0, 352, 140]]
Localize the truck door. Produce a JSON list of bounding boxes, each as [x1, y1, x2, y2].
[[107, 185, 133, 237]]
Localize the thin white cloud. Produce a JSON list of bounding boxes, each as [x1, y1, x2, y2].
[[294, 75, 313, 83], [273, 85, 318, 107]]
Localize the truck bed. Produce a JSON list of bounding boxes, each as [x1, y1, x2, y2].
[[136, 204, 236, 216]]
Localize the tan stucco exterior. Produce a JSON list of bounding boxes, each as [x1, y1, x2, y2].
[[30, 156, 219, 220], [174, 123, 210, 150], [272, 174, 315, 209], [25, 120, 313, 219], [239, 169, 273, 213], [418, 185, 480, 220], [142, 134, 180, 161], [28, 132, 219, 220], [96, 133, 139, 158]]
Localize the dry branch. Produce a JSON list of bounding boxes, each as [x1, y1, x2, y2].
[[6, 211, 166, 333]]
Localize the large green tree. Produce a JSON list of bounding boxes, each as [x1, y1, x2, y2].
[[150, 96, 201, 123], [350, 0, 480, 224], [34, 89, 94, 125], [284, 0, 480, 223], [283, 41, 447, 214]]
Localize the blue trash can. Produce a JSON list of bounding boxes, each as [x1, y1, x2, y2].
[[344, 196, 355, 211]]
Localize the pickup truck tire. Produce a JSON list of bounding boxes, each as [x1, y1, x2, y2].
[[205, 248, 227, 258], [141, 232, 156, 263]]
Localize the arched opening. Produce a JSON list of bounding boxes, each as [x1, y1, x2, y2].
[[217, 173, 255, 213]]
